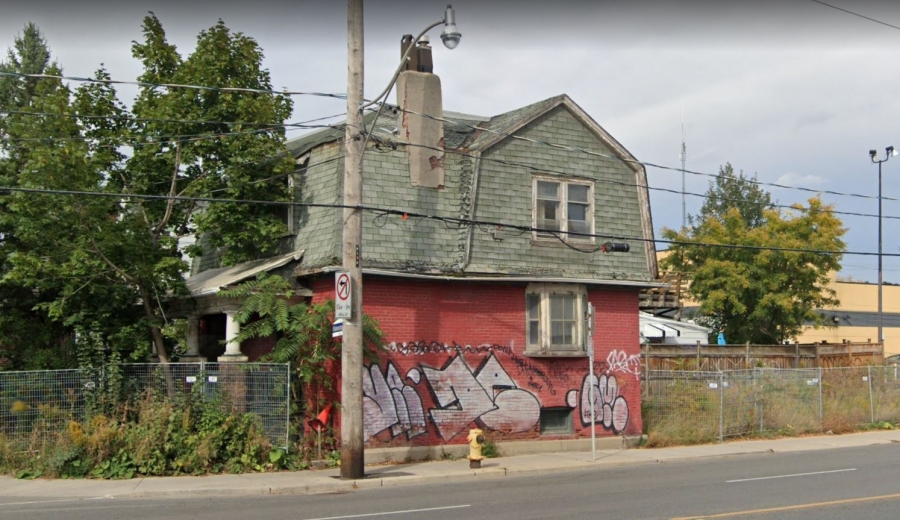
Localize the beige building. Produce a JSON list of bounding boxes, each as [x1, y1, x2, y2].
[[795, 273, 900, 356], [646, 253, 900, 355]]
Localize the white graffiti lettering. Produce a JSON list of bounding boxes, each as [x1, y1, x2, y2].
[[606, 350, 641, 376], [363, 362, 426, 440], [421, 354, 540, 440], [579, 374, 629, 434]]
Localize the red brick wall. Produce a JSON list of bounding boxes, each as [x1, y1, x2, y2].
[[310, 275, 643, 446]]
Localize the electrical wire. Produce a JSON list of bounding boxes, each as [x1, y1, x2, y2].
[[0, 185, 892, 258], [0, 71, 347, 100], [810, 0, 900, 31], [9, 102, 896, 209], [0, 109, 348, 131], [0, 124, 300, 145], [396, 138, 900, 222], [1, 103, 892, 254], [390, 103, 900, 203]]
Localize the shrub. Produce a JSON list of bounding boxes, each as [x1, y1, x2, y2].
[[0, 391, 277, 479]]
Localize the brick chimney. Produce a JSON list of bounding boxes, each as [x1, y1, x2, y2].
[[397, 35, 444, 189]]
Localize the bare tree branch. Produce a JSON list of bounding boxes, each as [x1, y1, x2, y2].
[[152, 144, 182, 247], [89, 237, 136, 285]]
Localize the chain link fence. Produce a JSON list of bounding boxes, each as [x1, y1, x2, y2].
[[0, 363, 290, 449], [643, 366, 900, 443]]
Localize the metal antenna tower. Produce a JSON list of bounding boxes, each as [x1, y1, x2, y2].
[[680, 105, 686, 229]]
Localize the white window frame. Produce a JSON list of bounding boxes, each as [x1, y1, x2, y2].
[[525, 283, 587, 356], [531, 175, 595, 243]]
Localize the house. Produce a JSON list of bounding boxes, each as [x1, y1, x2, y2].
[[179, 40, 658, 446]]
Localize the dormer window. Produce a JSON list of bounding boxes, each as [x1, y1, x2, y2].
[[532, 175, 594, 242]]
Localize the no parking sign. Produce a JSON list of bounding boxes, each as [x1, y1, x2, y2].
[[335, 271, 351, 319]]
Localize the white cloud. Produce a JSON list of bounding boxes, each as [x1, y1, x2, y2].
[[774, 173, 827, 188]]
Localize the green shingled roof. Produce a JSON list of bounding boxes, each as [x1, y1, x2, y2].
[[467, 95, 567, 151], [284, 95, 568, 157]]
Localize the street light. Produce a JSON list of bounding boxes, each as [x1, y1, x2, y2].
[[363, 4, 461, 111], [869, 146, 897, 348], [341, 1, 461, 480]]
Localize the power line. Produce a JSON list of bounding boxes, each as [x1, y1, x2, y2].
[[392, 103, 900, 203], [0, 125, 301, 145], [0, 109, 348, 131], [8, 100, 895, 205], [0, 185, 890, 258], [393, 138, 900, 222], [0, 71, 347, 100], [5, 112, 898, 223], [810, 0, 900, 31]]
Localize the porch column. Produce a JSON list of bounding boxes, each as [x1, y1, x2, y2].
[[218, 310, 248, 362], [181, 315, 203, 362]]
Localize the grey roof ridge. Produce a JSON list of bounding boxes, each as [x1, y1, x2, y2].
[[283, 95, 572, 158]]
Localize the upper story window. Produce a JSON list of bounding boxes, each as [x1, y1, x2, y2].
[[533, 176, 594, 242]]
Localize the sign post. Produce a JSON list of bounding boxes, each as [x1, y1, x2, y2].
[[335, 271, 352, 319], [586, 302, 596, 461]]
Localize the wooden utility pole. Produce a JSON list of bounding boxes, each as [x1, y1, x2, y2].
[[341, 0, 365, 480]]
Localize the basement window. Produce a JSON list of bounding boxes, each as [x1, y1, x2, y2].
[[540, 408, 573, 435]]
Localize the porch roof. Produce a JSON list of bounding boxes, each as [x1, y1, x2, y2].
[[185, 249, 305, 297]]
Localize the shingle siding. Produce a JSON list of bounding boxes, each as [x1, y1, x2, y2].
[[357, 148, 466, 271], [465, 106, 649, 280], [191, 97, 652, 282], [293, 141, 343, 270]]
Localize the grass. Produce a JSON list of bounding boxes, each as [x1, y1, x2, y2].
[[642, 367, 900, 447]]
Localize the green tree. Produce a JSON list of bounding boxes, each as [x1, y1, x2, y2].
[[218, 274, 385, 424], [0, 24, 76, 369], [690, 163, 773, 230], [2, 14, 294, 364], [663, 168, 845, 344]]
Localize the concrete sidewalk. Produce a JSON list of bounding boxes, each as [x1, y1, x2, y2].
[[3, 429, 900, 500]]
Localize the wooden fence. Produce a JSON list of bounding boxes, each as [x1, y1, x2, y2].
[[642, 342, 884, 372]]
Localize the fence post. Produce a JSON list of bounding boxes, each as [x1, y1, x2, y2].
[[818, 367, 824, 429], [755, 367, 763, 434], [696, 341, 702, 370], [718, 372, 725, 442], [745, 341, 750, 369], [868, 365, 875, 424], [643, 343, 650, 398], [285, 363, 292, 451]]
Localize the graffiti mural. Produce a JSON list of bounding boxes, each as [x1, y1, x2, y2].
[[363, 341, 637, 442], [363, 362, 427, 440], [568, 374, 629, 434], [421, 353, 540, 440], [388, 341, 512, 356], [606, 350, 641, 376]]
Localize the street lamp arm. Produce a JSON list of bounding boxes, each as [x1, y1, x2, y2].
[[361, 18, 444, 110]]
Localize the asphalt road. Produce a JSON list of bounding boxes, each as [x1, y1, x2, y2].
[[4, 443, 900, 520]]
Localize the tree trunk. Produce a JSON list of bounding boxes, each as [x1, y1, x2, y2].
[[139, 283, 176, 398]]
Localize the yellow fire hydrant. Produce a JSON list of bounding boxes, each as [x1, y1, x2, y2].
[[467, 428, 485, 469]]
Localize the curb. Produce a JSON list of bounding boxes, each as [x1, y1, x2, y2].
[[8, 432, 900, 500]]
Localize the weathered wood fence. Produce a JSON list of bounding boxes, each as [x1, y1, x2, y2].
[[642, 342, 883, 372]]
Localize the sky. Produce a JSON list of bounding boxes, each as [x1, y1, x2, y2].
[[2, 0, 900, 282]]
